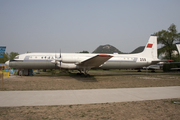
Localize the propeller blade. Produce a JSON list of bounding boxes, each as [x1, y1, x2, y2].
[[53, 49, 62, 70], [59, 49, 61, 58], [59, 49, 61, 71]]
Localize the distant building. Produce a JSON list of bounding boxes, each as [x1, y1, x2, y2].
[[0, 63, 7, 70]]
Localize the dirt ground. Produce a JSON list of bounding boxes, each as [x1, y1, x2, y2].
[[1, 70, 180, 91], [0, 70, 180, 120], [0, 99, 180, 120]]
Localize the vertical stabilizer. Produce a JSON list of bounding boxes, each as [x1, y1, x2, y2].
[[176, 43, 180, 54], [141, 35, 158, 59]]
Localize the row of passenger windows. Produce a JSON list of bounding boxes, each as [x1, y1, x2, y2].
[[123, 57, 134, 60], [29, 56, 57, 59], [28, 56, 135, 60], [14, 56, 19, 59]]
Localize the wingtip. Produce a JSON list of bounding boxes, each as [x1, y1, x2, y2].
[[98, 54, 112, 57]]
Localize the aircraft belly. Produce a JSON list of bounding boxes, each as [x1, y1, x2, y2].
[[121, 62, 149, 69], [9, 60, 56, 69], [101, 61, 120, 69], [101, 61, 147, 69], [119, 62, 140, 69]]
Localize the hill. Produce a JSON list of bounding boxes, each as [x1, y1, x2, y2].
[[92, 44, 123, 54], [130, 46, 145, 54], [92, 44, 145, 54]]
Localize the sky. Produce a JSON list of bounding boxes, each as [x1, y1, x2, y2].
[[1, 0, 180, 54]]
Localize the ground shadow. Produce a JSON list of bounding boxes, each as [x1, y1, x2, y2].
[[68, 74, 98, 82], [35, 72, 98, 82]]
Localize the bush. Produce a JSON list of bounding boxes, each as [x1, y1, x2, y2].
[[163, 63, 180, 72]]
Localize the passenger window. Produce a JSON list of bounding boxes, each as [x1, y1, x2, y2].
[[14, 56, 19, 59]]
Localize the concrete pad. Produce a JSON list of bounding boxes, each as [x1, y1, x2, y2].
[[0, 86, 180, 107]]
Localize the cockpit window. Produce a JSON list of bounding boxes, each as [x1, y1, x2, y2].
[[14, 56, 19, 59]]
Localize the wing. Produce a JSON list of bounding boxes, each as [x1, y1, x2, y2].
[[77, 54, 113, 68]]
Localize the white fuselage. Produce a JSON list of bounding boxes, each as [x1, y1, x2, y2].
[[7, 52, 154, 69]]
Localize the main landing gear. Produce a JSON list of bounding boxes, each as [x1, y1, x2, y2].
[[77, 69, 90, 77]]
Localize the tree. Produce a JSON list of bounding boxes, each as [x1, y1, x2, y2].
[[0, 53, 9, 63], [155, 23, 180, 60], [9, 52, 19, 60], [79, 51, 89, 53], [0, 52, 19, 63]]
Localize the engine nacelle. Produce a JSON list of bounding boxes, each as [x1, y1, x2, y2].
[[58, 62, 78, 69], [61, 57, 79, 63]]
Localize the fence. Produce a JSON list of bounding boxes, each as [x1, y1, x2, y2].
[[0, 72, 4, 90]]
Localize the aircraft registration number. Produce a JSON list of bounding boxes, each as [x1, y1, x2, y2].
[[140, 58, 146, 61]]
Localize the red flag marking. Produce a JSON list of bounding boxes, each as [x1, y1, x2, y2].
[[147, 44, 153, 48]]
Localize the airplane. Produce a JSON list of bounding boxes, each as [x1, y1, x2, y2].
[[176, 43, 180, 54], [5, 35, 161, 76]]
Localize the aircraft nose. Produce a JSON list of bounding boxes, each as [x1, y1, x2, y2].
[[5, 60, 9, 67]]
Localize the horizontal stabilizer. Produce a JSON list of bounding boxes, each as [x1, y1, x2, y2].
[[151, 59, 173, 65]]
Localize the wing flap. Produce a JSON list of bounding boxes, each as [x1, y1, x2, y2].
[[77, 54, 113, 68]]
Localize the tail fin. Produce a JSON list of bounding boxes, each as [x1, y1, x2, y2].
[[176, 43, 180, 54], [140, 35, 158, 59]]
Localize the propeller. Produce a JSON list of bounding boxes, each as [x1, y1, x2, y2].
[[59, 49, 62, 69], [52, 50, 62, 69], [54, 51, 57, 68]]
